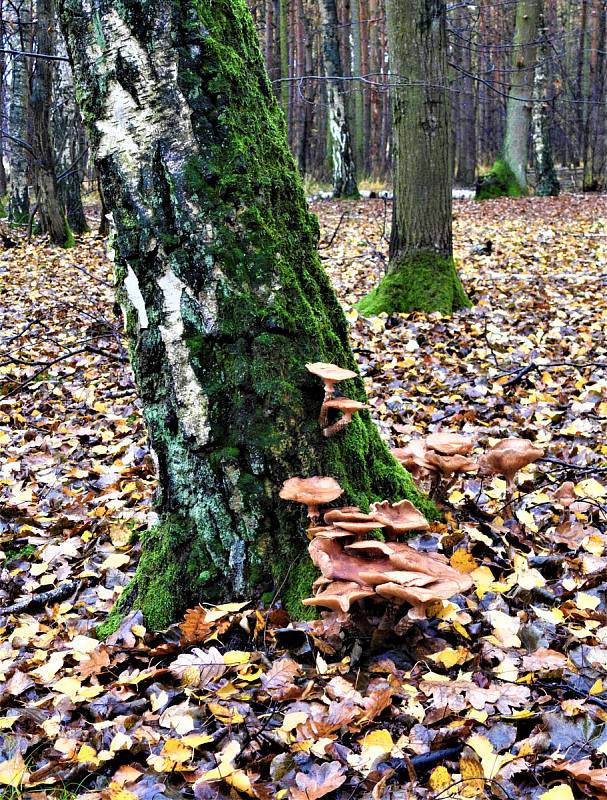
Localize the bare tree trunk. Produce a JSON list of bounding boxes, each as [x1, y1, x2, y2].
[[318, 0, 359, 196], [358, 0, 470, 315], [59, 0, 430, 631], [6, 6, 31, 223], [532, 0, 560, 196], [502, 0, 540, 191], [350, 0, 364, 171], [31, 0, 70, 244]]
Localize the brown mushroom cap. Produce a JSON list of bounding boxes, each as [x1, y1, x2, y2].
[[478, 438, 544, 481], [324, 507, 374, 525], [279, 476, 343, 508], [426, 432, 473, 456], [322, 398, 370, 414], [309, 536, 386, 584], [370, 499, 430, 535], [426, 452, 478, 476], [344, 540, 396, 557], [391, 441, 438, 479], [334, 521, 386, 535], [314, 528, 356, 539], [375, 578, 468, 605], [306, 362, 357, 386], [303, 580, 375, 612]]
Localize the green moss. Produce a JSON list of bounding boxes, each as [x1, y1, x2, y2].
[[63, 224, 76, 249], [356, 253, 472, 317], [282, 557, 319, 620], [475, 159, 525, 200]]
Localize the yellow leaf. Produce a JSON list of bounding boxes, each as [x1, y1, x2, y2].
[[358, 729, 394, 754], [0, 753, 29, 788], [100, 553, 130, 570], [459, 751, 485, 796], [208, 702, 245, 724], [575, 478, 605, 499], [223, 650, 250, 666], [428, 765, 451, 792], [576, 592, 600, 610], [450, 550, 478, 574], [226, 769, 254, 795], [280, 712, 308, 732], [589, 678, 604, 696], [539, 786, 575, 800], [77, 744, 99, 765], [180, 733, 214, 747], [430, 647, 471, 669]]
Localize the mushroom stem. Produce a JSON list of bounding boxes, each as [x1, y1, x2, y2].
[[370, 603, 399, 651], [319, 400, 330, 428], [323, 414, 352, 438], [504, 475, 516, 519]]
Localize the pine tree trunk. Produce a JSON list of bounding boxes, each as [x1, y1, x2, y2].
[[7, 15, 31, 223], [31, 0, 70, 245], [357, 0, 470, 316], [318, 0, 359, 196], [350, 0, 364, 171], [59, 0, 431, 631], [502, 0, 540, 191], [532, 1, 560, 196]]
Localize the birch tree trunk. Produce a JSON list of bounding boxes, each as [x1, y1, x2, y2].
[[318, 0, 359, 196], [7, 13, 31, 223], [357, 0, 470, 315], [502, 0, 540, 191], [532, 1, 560, 196], [59, 0, 430, 631]]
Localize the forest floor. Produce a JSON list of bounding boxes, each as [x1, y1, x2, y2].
[[0, 195, 606, 800]]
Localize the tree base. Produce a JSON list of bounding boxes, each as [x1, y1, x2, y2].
[[475, 159, 525, 200], [356, 253, 472, 316], [97, 418, 438, 634]]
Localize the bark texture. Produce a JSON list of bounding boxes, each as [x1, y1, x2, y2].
[[502, 0, 540, 191], [357, 0, 470, 315], [318, 0, 359, 196], [59, 0, 432, 630], [7, 12, 31, 223], [31, 0, 70, 245], [532, 2, 560, 197]]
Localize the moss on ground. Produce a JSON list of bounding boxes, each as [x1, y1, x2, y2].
[[475, 159, 525, 200], [356, 253, 472, 316]]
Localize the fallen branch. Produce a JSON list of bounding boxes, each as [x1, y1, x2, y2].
[[389, 744, 465, 777], [503, 359, 607, 387], [2, 580, 83, 615]]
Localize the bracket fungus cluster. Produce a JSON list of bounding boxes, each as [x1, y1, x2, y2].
[[306, 362, 369, 436], [279, 477, 472, 615]]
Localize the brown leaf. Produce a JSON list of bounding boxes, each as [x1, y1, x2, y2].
[[290, 762, 346, 800], [180, 606, 214, 645]]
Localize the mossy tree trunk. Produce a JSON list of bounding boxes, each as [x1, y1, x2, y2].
[[60, 0, 432, 630], [502, 0, 540, 192], [318, 0, 359, 197], [357, 0, 470, 316]]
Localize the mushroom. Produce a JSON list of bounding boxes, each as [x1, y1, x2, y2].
[[391, 441, 438, 484], [324, 506, 373, 525], [369, 499, 429, 538], [279, 476, 343, 524], [426, 432, 473, 456], [306, 362, 357, 427], [322, 398, 370, 438], [334, 521, 386, 536], [309, 536, 387, 584], [302, 580, 375, 613], [478, 438, 545, 516]]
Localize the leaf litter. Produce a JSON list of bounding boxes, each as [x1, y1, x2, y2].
[[0, 195, 606, 799]]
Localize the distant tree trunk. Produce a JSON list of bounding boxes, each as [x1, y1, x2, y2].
[[502, 0, 540, 191], [318, 0, 359, 196], [60, 0, 430, 631], [454, 8, 477, 187], [53, 34, 89, 233], [358, 0, 470, 315], [7, 10, 31, 223], [0, 6, 7, 199], [532, 1, 560, 196], [31, 0, 70, 244], [350, 0, 364, 171], [279, 0, 290, 115]]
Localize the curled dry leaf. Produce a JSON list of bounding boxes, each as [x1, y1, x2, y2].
[[290, 761, 347, 800]]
